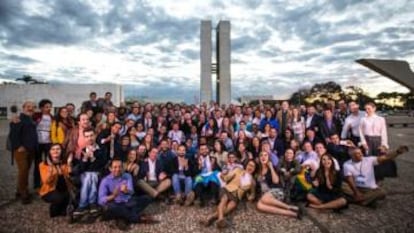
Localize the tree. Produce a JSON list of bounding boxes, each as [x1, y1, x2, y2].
[[15, 75, 47, 84], [289, 81, 346, 105]]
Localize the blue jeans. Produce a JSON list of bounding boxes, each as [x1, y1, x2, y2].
[[172, 174, 192, 195], [79, 172, 99, 208], [104, 195, 152, 223]]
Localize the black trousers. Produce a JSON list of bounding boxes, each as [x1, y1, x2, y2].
[[34, 143, 51, 189], [42, 190, 69, 217], [194, 182, 219, 203]]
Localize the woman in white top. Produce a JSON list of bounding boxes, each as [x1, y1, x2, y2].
[[359, 102, 388, 156]]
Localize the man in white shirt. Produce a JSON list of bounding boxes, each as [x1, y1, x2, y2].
[[168, 121, 185, 143], [343, 146, 409, 207], [341, 101, 365, 145], [34, 99, 53, 189]]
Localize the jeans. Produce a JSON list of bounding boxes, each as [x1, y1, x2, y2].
[[103, 195, 152, 223], [79, 172, 99, 208], [172, 174, 192, 195]]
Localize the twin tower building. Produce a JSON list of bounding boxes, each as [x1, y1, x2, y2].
[[200, 20, 231, 105]]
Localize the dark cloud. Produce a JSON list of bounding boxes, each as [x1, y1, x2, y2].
[[0, 52, 38, 64], [0, 0, 100, 47]]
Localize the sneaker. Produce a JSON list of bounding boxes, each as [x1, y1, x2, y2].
[[173, 194, 183, 205], [184, 192, 195, 206], [21, 195, 31, 205], [216, 219, 227, 229], [73, 207, 88, 216], [115, 219, 130, 231], [89, 204, 100, 214]]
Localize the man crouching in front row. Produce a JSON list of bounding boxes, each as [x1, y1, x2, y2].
[[98, 158, 159, 231]]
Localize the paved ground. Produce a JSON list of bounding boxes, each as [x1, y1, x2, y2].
[[0, 118, 413, 233]]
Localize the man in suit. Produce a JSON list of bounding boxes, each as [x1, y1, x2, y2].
[[304, 105, 322, 132], [276, 101, 292, 137], [319, 108, 341, 144], [136, 147, 171, 198], [96, 122, 122, 161], [267, 128, 285, 158]]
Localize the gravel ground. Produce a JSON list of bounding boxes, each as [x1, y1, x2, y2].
[[0, 198, 319, 233]]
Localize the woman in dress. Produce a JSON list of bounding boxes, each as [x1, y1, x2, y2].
[[256, 151, 302, 219]]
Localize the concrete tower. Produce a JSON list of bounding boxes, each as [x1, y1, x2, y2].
[[216, 21, 231, 105], [200, 20, 213, 103], [200, 20, 231, 105]]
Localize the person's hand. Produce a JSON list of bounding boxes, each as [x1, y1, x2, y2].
[[396, 145, 409, 154], [312, 179, 319, 187], [112, 186, 120, 198], [120, 182, 128, 193], [354, 191, 364, 202], [17, 146, 26, 153], [267, 161, 273, 169], [67, 153, 73, 165], [159, 172, 167, 181], [11, 115, 20, 124], [378, 146, 388, 154], [56, 166, 62, 175], [346, 140, 355, 147]]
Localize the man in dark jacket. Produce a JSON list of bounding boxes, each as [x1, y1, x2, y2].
[[9, 101, 38, 204], [72, 127, 107, 216], [136, 147, 171, 199], [171, 144, 197, 205], [96, 122, 122, 161]]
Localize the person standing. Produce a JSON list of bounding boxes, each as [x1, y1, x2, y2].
[[33, 99, 53, 189], [359, 102, 388, 156], [9, 101, 38, 204]]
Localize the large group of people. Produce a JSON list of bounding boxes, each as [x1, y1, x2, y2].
[[7, 91, 409, 230]]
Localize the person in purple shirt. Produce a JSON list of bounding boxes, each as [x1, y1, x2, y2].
[[98, 159, 158, 230]]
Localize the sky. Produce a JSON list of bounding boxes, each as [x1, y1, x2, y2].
[[0, 0, 413, 103]]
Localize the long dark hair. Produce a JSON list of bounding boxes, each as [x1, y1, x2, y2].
[[54, 107, 68, 137], [47, 143, 63, 165], [315, 154, 337, 186]]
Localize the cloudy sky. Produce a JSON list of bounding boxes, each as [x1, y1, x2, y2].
[[0, 0, 413, 102]]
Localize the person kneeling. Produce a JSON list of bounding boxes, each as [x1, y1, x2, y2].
[[98, 159, 157, 231], [307, 154, 347, 211], [39, 144, 71, 217]]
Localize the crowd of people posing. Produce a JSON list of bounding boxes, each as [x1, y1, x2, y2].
[[7, 91, 409, 230]]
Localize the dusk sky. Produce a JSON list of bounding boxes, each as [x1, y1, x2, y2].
[[0, 0, 413, 102]]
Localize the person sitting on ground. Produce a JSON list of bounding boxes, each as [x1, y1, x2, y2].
[[307, 154, 347, 211], [277, 148, 301, 201], [210, 139, 228, 169], [256, 151, 303, 219], [171, 145, 197, 205], [39, 143, 71, 217], [136, 147, 172, 199], [98, 158, 157, 231], [73, 127, 107, 216], [221, 152, 243, 173], [193, 144, 221, 207], [201, 160, 257, 229], [123, 148, 140, 188], [342, 146, 409, 207]]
